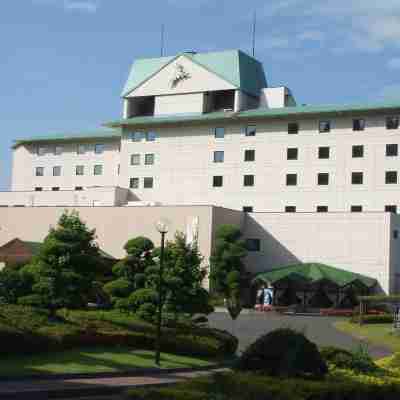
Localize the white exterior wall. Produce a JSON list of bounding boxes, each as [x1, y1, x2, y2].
[[12, 139, 120, 192], [154, 93, 204, 115], [242, 212, 392, 294], [260, 87, 286, 108]]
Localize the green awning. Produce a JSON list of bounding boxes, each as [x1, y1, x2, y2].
[[253, 263, 377, 289]]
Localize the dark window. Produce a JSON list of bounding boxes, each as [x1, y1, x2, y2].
[[244, 149, 255, 162], [245, 238, 260, 252], [52, 187, 60, 191], [75, 186, 83, 191], [214, 127, 225, 139], [352, 145, 364, 158], [394, 230, 399, 239], [318, 147, 330, 159], [386, 144, 398, 157], [35, 167, 44, 177], [145, 154, 155, 165], [319, 120, 331, 133], [213, 151, 224, 163], [37, 146, 46, 156], [94, 144, 104, 154], [94, 165, 103, 176], [318, 173, 329, 185], [243, 206, 253, 213], [386, 116, 399, 130], [287, 148, 298, 160], [53, 166, 61, 176], [143, 177, 154, 189], [76, 165, 84, 176], [213, 176, 223, 187], [288, 122, 299, 134], [385, 205, 397, 213], [352, 172, 363, 185], [386, 171, 398, 184], [34, 187, 42, 192], [146, 131, 157, 142], [317, 206, 328, 212], [244, 175, 255, 187], [130, 178, 139, 189], [131, 154, 140, 165], [351, 205, 363, 212], [244, 125, 257, 136], [286, 174, 297, 186], [353, 119, 365, 131], [131, 131, 144, 142], [77, 144, 86, 154], [54, 145, 63, 155], [285, 206, 296, 213]]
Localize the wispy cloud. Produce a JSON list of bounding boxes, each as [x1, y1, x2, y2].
[[33, 0, 100, 14]]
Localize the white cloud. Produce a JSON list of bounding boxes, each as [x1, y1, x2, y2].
[[32, 0, 99, 13], [388, 58, 400, 70]]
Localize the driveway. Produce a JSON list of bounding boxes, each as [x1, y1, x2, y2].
[[208, 311, 392, 359]]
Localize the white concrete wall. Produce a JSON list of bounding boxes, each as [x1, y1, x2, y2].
[[154, 93, 203, 115], [260, 87, 286, 108], [242, 212, 392, 294]]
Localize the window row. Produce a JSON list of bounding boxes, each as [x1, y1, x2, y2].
[[130, 153, 155, 166], [282, 205, 398, 213], [213, 150, 256, 163], [35, 165, 104, 177], [36, 143, 106, 156], [129, 177, 154, 189], [128, 131, 157, 142], [34, 186, 84, 192]]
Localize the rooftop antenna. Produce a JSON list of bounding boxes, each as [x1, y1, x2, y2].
[[160, 24, 165, 57], [252, 11, 257, 57]]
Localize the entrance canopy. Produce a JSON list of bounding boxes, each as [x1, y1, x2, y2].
[[253, 263, 377, 290]]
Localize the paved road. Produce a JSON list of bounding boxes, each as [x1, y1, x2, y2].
[[208, 311, 392, 359]]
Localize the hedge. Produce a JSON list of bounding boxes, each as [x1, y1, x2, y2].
[[350, 314, 394, 324]]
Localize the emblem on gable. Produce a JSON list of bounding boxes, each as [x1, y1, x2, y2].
[[170, 64, 191, 88]]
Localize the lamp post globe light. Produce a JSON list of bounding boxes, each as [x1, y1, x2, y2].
[[154, 218, 170, 366]]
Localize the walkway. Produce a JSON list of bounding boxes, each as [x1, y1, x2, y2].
[[208, 310, 392, 358]]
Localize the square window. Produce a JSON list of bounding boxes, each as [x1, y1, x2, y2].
[[213, 176, 223, 187], [146, 131, 157, 142], [351, 205, 363, 212], [37, 146, 46, 156], [35, 187, 42, 191], [35, 167, 44, 177], [386, 116, 399, 130], [245, 125, 256, 136], [288, 122, 299, 134], [52, 187, 60, 191], [386, 144, 398, 157], [131, 131, 144, 142], [318, 173, 329, 185], [117, 164, 120, 175], [285, 206, 296, 213], [77, 144, 86, 154], [243, 206, 253, 213], [131, 154, 140, 165], [286, 174, 297, 186], [287, 148, 298, 160], [95, 144, 104, 154], [53, 166, 61, 176], [394, 230, 399, 239], [352, 145, 364, 158], [76, 165, 84, 176], [318, 147, 330, 159], [352, 172, 363, 185], [214, 127, 225, 139], [385, 205, 397, 213], [214, 151, 224, 163], [317, 206, 328, 212], [94, 165, 103, 176], [54, 145, 63, 155], [145, 154, 155, 165], [130, 177, 139, 189], [245, 238, 260, 252], [244, 150, 255, 162], [75, 186, 83, 191], [244, 175, 255, 187], [143, 177, 154, 188], [353, 119, 365, 131], [386, 171, 398, 184], [319, 121, 331, 133]]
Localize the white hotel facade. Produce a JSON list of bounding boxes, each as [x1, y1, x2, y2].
[[2, 49, 400, 294]]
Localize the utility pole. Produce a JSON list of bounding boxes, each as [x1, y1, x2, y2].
[[252, 11, 257, 57]]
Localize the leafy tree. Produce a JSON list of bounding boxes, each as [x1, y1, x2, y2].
[[0, 267, 33, 304], [23, 210, 102, 313]]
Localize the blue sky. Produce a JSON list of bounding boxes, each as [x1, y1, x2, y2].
[[1, 0, 400, 189]]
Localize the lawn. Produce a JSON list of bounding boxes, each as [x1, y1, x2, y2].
[[0, 347, 214, 377], [334, 320, 400, 352]]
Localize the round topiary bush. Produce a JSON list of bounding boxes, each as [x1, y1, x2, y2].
[[235, 328, 328, 378]]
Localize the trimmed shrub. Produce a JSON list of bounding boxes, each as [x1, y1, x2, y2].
[[103, 278, 133, 298], [235, 328, 327, 378]]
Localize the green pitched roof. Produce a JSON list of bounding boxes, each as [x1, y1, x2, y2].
[[13, 128, 121, 148], [105, 100, 400, 129], [253, 263, 377, 289], [121, 49, 267, 97]]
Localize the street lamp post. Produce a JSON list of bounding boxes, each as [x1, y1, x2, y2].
[[155, 219, 169, 366]]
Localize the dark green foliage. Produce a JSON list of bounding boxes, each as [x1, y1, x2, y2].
[[320, 345, 377, 373], [308, 286, 333, 308], [350, 314, 394, 324], [277, 286, 301, 306], [0, 268, 33, 304], [103, 278, 133, 299], [235, 328, 328, 378], [384, 352, 400, 368], [124, 237, 154, 258], [127, 371, 400, 400]]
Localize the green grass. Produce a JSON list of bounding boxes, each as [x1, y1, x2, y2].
[[0, 347, 214, 377], [335, 320, 400, 352]]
